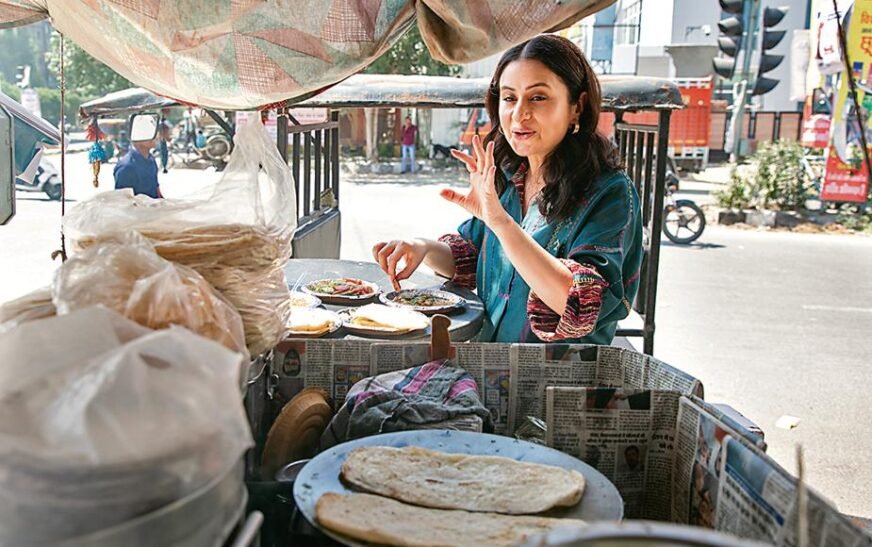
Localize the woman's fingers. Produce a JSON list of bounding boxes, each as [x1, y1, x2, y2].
[[371, 242, 387, 262], [395, 260, 418, 281], [472, 134, 486, 173], [450, 149, 477, 173], [386, 246, 407, 280], [440, 188, 466, 206], [375, 241, 396, 274]]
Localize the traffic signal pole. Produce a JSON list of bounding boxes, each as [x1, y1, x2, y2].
[[730, 0, 759, 162]]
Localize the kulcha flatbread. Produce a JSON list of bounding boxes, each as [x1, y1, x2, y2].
[[316, 492, 586, 547], [340, 446, 586, 514]]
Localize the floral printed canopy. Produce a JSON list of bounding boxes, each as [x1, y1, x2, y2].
[[0, 0, 613, 110]]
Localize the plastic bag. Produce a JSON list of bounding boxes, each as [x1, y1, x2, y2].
[[0, 307, 252, 545], [0, 287, 55, 334], [53, 232, 247, 357], [64, 118, 296, 356]]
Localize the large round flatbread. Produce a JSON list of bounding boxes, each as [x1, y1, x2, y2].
[[340, 446, 586, 514], [316, 492, 586, 547]]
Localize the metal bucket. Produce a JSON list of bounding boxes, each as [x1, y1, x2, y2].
[[56, 461, 246, 547]]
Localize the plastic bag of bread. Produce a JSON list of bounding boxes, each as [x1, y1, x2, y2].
[[0, 307, 252, 544], [0, 287, 56, 334], [63, 118, 296, 356], [53, 232, 247, 357]]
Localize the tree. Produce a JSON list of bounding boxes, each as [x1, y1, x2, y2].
[[46, 33, 131, 98], [0, 21, 53, 89], [362, 24, 461, 162]]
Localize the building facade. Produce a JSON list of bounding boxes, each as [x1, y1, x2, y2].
[[570, 0, 810, 112]]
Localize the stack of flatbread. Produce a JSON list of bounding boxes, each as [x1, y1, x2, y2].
[[286, 308, 340, 336], [345, 304, 429, 333], [315, 446, 588, 547]]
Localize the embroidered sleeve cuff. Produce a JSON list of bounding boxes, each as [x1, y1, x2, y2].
[[438, 233, 478, 290], [527, 259, 608, 342]]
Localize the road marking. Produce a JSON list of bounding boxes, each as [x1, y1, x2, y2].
[[802, 305, 872, 314]]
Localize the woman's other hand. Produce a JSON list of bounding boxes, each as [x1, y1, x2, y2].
[[444, 134, 511, 230], [372, 239, 428, 287]]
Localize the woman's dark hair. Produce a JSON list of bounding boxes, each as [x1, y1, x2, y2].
[[484, 34, 622, 222]]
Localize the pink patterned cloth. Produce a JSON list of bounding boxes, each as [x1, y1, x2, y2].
[[526, 258, 608, 342]]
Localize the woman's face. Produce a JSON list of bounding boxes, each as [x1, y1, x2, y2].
[[498, 59, 581, 160]]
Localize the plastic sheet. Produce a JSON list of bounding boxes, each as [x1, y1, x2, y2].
[[0, 307, 253, 546], [53, 232, 247, 357], [0, 286, 55, 334], [64, 119, 296, 356]]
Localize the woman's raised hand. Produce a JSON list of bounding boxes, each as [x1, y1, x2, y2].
[[371, 239, 428, 289], [444, 134, 511, 229]]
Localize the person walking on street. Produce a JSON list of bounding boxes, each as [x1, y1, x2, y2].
[[401, 115, 417, 174], [114, 130, 162, 199], [157, 117, 171, 174]]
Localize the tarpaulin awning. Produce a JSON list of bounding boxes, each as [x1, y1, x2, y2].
[[79, 74, 683, 119], [0, 0, 615, 110]]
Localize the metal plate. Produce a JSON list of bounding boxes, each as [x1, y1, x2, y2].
[[286, 308, 343, 337], [294, 430, 623, 546], [337, 307, 429, 338], [379, 288, 465, 315], [302, 278, 379, 305]]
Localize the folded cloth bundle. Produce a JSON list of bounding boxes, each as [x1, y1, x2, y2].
[[320, 359, 493, 449]]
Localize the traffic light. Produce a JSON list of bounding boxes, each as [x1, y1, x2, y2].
[[752, 6, 788, 95], [713, 0, 746, 80]]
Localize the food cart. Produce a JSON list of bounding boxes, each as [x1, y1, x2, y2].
[[0, 1, 869, 546]]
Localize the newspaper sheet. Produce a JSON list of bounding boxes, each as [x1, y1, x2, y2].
[[672, 396, 768, 527], [545, 386, 680, 520], [644, 354, 704, 398], [717, 438, 871, 547], [455, 343, 512, 434], [508, 345, 597, 433], [370, 342, 431, 376], [275, 338, 372, 407]]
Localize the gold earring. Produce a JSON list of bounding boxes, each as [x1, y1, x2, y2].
[[572, 122, 580, 135], [497, 126, 503, 134]]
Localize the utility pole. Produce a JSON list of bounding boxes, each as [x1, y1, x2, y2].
[[729, 0, 759, 162]]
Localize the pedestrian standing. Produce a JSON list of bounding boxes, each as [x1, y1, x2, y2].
[[114, 131, 162, 199], [158, 118, 171, 174], [401, 115, 417, 174]]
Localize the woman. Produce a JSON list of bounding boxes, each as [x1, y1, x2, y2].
[[373, 35, 642, 344]]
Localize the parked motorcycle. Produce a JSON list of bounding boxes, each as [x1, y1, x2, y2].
[[15, 157, 62, 201], [662, 167, 706, 244], [169, 129, 232, 171]]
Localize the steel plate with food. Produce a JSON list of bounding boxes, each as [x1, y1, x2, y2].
[[288, 291, 322, 309], [294, 430, 623, 547], [337, 304, 429, 336], [302, 278, 379, 305], [379, 288, 464, 314], [286, 308, 342, 337]]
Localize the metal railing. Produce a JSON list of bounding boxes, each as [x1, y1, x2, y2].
[[277, 110, 341, 221], [612, 110, 671, 355]]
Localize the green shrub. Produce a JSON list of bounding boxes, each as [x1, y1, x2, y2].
[[714, 167, 751, 209], [715, 141, 812, 211], [837, 210, 872, 232], [751, 141, 807, 209]]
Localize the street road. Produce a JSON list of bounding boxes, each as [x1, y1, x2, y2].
[[3, 151, 872, 516]]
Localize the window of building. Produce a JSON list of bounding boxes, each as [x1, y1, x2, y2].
[[616, 0, 641, 46]]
